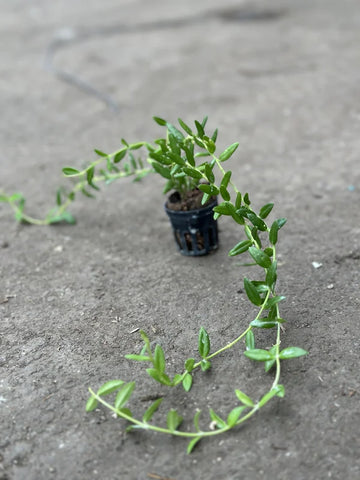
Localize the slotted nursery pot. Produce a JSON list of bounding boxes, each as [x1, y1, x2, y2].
[[164, 196, 218, 256]]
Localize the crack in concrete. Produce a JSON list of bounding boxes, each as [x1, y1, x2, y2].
[[43, 5, 286, 113]]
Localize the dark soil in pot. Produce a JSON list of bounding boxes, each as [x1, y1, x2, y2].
[[166, 188, 216, 211]]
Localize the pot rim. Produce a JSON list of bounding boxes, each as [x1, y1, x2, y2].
[[164, 198, 217, 216]]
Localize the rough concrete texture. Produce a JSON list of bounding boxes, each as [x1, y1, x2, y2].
[[1, 0, 360, 479]]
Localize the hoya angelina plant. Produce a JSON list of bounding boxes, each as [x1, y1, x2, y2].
[[1, 117, 307, 451], [79, 117, 308, 453]]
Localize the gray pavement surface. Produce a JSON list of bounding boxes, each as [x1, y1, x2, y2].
[[1, 1, 360, 479]]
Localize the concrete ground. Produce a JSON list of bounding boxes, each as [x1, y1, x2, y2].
[[1, 0, 360, 479]]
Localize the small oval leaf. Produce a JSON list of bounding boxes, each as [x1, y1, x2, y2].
[[97, 380, 124, 396], [279, 347, 308, 360], [244, 349, 274, 362], [182, 373, 193, 392], [235, 389, 254, 407], [142, 398, 163, 423]]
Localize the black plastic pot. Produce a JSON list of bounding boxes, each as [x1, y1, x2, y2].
[[164, 199, 218, 256]]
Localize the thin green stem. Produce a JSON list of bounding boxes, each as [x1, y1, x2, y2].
[[192, 289, 271, 370], [271, 316, 282, 390], [89, 388, 234, 438]]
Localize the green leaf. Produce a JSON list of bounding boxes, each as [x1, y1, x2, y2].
[[85, 396, 98, 412], [185, 358, 195, 372], [265, 295, 286, 309], [187, 436, 201, 454], [153, 116, 167, 126], [220, 171, 232, 189], [201, 115, 208, 128], [259, 203, 274, 219], [275, 384, 285, 398], [209, 409, 226, 429], [204, 163, 215, 183], [116, 407, 133, 418], [62, 167, 80, 176], [146, 368, 172, 386], [269, 218, 287, 245], [250, 318, 277, 329], [183, 167, 203, 179], [247, 213, 267, 231], [198, 327, 210, 358], [235, 192, 242, 209], [245, 330, 255, 350], [129, 142, 143, 150], [152, 162, 171, 179], [183, 146, 195, 166], [153, 345, 166, 373], [220, 185, 231, 201], [243, 192, 251, 205], [211, 128, 218, 142], [198, 184, 214, 195], [264, 346, 277, 372], [114, 382, 135, 409], [244, 349, 274, 362], [182, 373, 193, 392], [193, 136, 205, 148], [277, 218, 287, 229], [252, 281, 269, 293], [167, 409, 183, 432], [266, 260, 277, 289], [203, 136, 216, 154], [244, 278, 263, 306], [167, 122, 185, 143], [227, 406, 247, 427], [279, 347, 308, 360], [178, 118, 193, 135], [170, 164, 181, 176], [201, 193, 210, 205], [200, 359, 211, 371], [219, 143, 239, 162], [87, 166, 95, 185], [56, 189, 62, 206], [269, 221, 279, 245], [194, 120, 205, 138], [142, 398, 163, 423], [264, 358, 276, 372], [228, 240, 252, 257], [248, 247, 272, 268], [114, 149, 127, 163], [94, 149, 107, 157], [213, 202, 231, 216], [235, 389, 254, 407], [124, 354, 150, 362], [97, 380, 125, 396], [168, 133, 181, 155]]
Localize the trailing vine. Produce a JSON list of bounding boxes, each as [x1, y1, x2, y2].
[[75, 116, 307, 453], [1, 116, 307, 452]]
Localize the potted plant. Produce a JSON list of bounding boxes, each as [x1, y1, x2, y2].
[[1, 116, 242, 255], [1, 116, 308, 451], [83, 125, 308, 452]]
